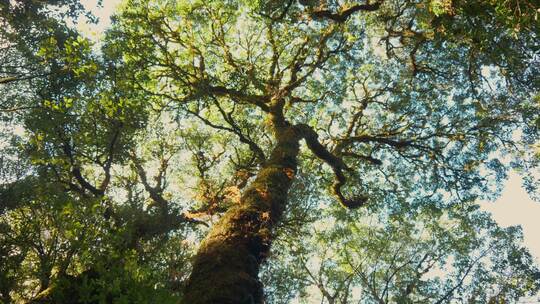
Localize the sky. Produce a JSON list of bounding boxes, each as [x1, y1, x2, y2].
[[480, 172, 540, 262], [76, 0, 123, 39], [77, 0, 540, 264]]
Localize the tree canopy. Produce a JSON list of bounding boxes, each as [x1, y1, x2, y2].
[[1, 0, 539, 303]]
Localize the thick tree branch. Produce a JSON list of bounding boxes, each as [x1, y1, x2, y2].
[[310, 1, 383, 23], [297, 124, 367, 209], [61, 124, 122, 197], [62, 141, 103, 197], [70, 167, 103, 196], [206, 84, 270, 112], [0, 73, 48, 84]]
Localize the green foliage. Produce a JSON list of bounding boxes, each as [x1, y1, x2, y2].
[[1, 0, 539, 303], [264, 200, 540, 303]]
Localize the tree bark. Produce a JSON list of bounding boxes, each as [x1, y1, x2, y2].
[[183, 125, 302, 304]]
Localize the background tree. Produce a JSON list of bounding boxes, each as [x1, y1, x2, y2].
[[263, 200, 540, 303], [1, 0, 539, 303]]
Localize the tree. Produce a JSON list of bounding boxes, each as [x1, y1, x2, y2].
[[263, 201, 540, 303], [0, 0, 539, 303]]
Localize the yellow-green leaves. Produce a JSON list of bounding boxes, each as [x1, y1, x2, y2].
[[429, 0, 454, 17]]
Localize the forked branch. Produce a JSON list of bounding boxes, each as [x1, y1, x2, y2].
[[130, 154, 209, 227], [297, 124, 367, 209]]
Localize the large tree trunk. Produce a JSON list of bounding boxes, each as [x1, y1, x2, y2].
[[183, 125, 302, 304]]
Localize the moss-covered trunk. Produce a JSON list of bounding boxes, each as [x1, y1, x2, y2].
[[183, 126, 301, 304]]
